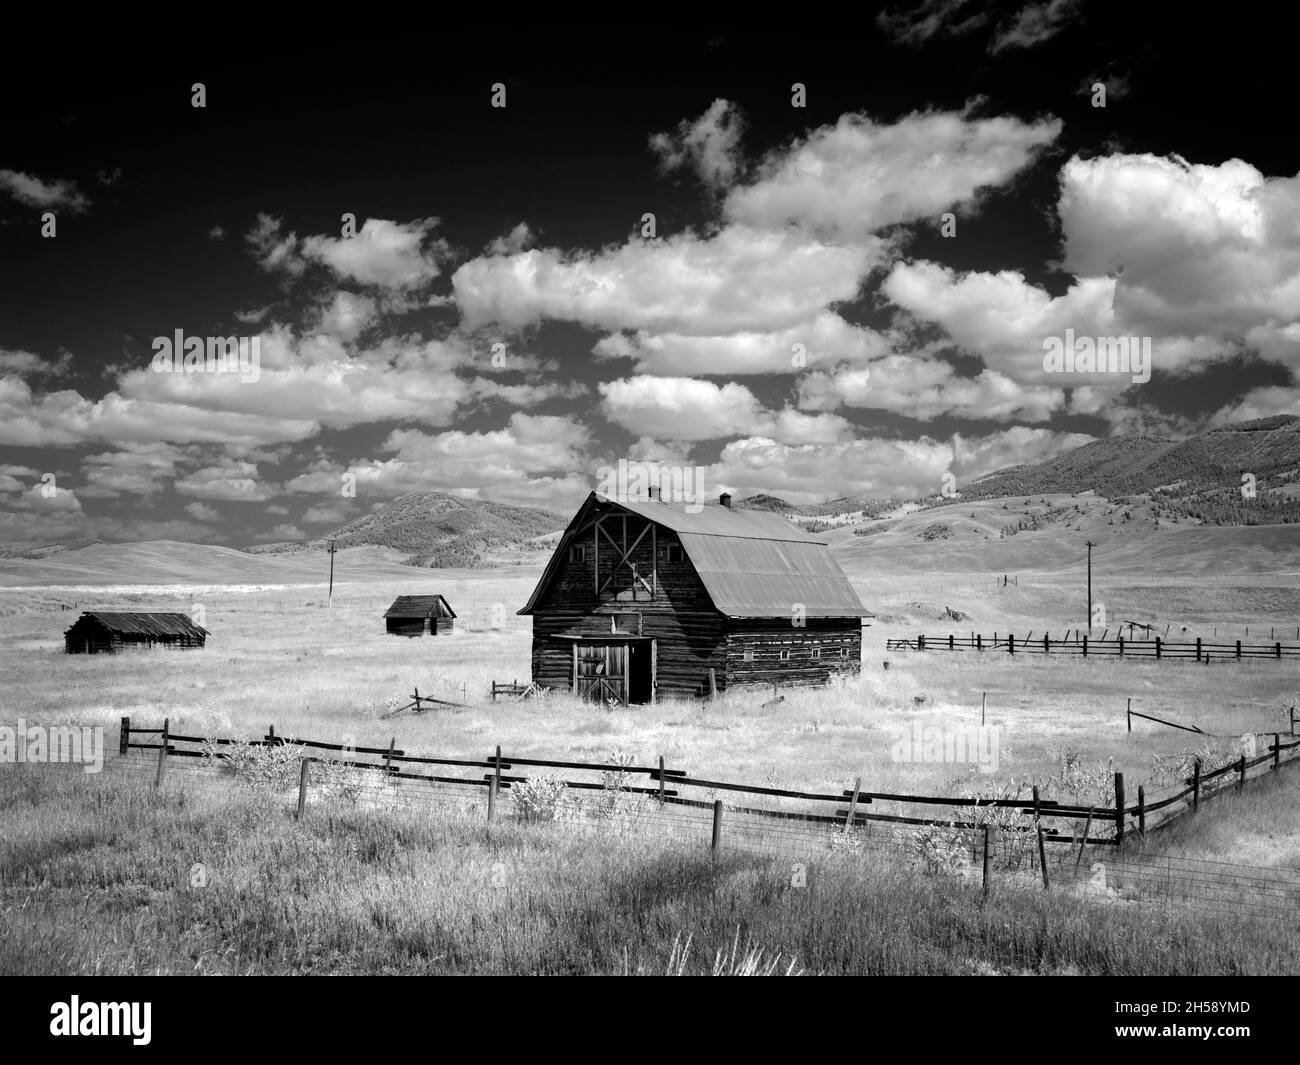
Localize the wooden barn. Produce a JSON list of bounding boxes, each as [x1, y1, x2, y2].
[[384, 594, 457, 636], [519, 491, 871, 703], [64, 611, 209, 655]]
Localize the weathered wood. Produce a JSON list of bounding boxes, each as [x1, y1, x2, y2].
[[296, 758, 310, 819], [1114, 773, 1125, 846], [711, 799, 723, 851]]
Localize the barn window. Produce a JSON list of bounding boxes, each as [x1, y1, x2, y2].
[[569, 544, 586, 563], [779, 649, 790, 662], [811, 648, 821, 660], [742, 648, 754, 662], [840, 647, 848, 658], [611, 613, 641, 635], [665, 543, 685, 563]]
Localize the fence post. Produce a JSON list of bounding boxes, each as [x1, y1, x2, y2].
[[1155, 637, 1161, 660], [1275, 733, 1282, 771], [296, 757, 310, 820], [1113, 773, 1125, 847], [1126, 697, 1131, 733], [1192, 758, 1201, 811], [1136, 787, 1145, 836], [976, 634, 982, 651], [1196, 637, 1202, 663], [843, 777, 862, 834], [1236, 640, 1241, 660], [1082, 634, 1087, 657], [384, 737, 396, 776], [1074, 809, 1094, 872], [268, 724, 275, 745], [1036, 824, 1049, 889], [711, 800, 724, 852], [1276, 642, 1282, 660], [488, 745, 501, 823], [981, 691, 986, 727], [154, 717, 169, 790], [918, 635, 926, 652], [1118, 635, 1124, 657], [1044, 634, 1049, 655], [1238, 754, 1246, 791], [949, 634, 954, 651], [708, 668, 717, 698], [657, 755, 665, 804], [1031, 784, 1041, 822], [982, 825, 991, 896], [119, 715, 130, 756]]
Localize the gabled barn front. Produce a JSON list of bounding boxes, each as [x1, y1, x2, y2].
[[384, 594, 457, 636], [64, 611, 209, 655], [519, 492, 871, 703]]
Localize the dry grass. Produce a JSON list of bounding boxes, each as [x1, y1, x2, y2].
[[2, 765, 1295, 976]]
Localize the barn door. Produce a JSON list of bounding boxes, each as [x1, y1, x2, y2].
[[574, 643, 627, 704]]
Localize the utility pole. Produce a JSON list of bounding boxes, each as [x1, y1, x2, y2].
[[1085, 539, 1095, 631], [327, 538, 337, 606]]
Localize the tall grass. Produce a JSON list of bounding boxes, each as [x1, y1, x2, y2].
[[1, 766, 1294, 975]]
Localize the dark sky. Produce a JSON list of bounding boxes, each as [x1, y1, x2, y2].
[[2, 6, 1297, 546]]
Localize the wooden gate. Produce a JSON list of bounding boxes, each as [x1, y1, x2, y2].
[[574, 642, 627, 704]]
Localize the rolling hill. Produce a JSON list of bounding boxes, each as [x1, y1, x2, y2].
[[324, 491, 567, 567], [959, 415, 1300, 523]]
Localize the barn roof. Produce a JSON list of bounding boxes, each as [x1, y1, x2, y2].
[[519, 492, 872, 618], [384, 594, 456, 619], [67, 611, 210, 637]]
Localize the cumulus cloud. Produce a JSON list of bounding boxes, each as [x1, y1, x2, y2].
[[0, 169, 90, 212], [798, 356, 1064, 421], [650, 99, 745, 191], [248, 215, 449, 289], [175, 460, 279, 502], [184, 501, 222, 522], [724, 109, 1061, 241], [599, 376, 853, 443]]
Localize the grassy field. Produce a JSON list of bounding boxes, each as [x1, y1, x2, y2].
[[3, 764, 1296, 976], [3, 526, 1299, 974]]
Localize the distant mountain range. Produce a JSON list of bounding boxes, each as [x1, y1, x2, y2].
[[955, 415, 1300, 524], [323, 491, 566, 568]]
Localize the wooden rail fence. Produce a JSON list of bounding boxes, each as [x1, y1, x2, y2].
[[886, 632, 1300, 661], [118, 716, 1300, 866]]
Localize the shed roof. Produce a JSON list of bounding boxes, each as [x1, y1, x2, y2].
[[384, 594, 457, 619], [520, 493, 872, 618], [67, 611, 210, 637]]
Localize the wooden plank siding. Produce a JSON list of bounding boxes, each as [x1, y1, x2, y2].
[[524, 496, 869, 703], [531, 518, 730, 699], [724, 618, 862, 688]]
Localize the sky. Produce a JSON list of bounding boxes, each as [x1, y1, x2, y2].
[[2, 5, 1298, 547]]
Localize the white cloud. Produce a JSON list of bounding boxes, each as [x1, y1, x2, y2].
[[249, 214, 449, 289], [0, 169, 89, 212], [650, 99, 745, 191], [724, 109, 1061, 241]]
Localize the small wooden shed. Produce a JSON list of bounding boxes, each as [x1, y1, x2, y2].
[[384, 594, 457, 636], [64, 611, 209, 654]]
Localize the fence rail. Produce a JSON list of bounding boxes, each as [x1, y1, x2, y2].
[[886, 632, 1300, 661]]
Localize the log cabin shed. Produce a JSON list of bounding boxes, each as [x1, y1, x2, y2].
[[64, 611, 209, 654], [384, 594, 457, 636], [519, 491, 872, 703]]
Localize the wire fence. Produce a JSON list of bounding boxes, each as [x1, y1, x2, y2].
[[83, 715, 1300, 924]]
